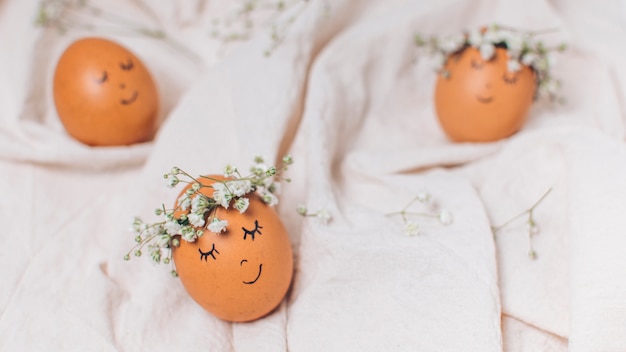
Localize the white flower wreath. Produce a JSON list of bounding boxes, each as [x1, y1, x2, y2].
[[416, 24, 567, 102]]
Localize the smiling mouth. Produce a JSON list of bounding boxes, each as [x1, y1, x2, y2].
[[120, 91, 139, 105], [242, 263, 263, 285], [476, 95, 494, 104]]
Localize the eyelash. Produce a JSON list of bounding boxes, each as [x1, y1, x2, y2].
[[242, 220, 263, 241], [120, 59, 134, 71], [502, 74, 518, 84], [471, 59, 483, 69], [97, 71, 108, 84], [199, 243, 219, 261]]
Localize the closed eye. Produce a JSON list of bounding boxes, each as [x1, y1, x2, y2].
[[502, 73, 518, 84], [96, 71, 108, 84], [242, 220, 263, 241], [120, 59, 134, 71], [471, 59, 484, 69], [199, 243, 219, 261]]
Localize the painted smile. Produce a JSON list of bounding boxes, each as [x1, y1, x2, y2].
[[241, 260, 263, 285], [476, 95, 494, 104], [121, 90, 139, 105]]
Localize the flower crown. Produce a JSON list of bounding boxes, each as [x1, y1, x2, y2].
[[415, 24, 567, 102], [125, 155, 294, 276]]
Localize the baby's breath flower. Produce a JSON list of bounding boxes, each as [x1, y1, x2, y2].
[[316, 208, 332, 225], [416, 191, 430, 204], [234, 197, 250, 213], [479, 43, 495, 60], [208, 217, 229, 234], [438, 209, 453, 226], [191, 194, 210, 213], [188, 212, 206, 227], [181, 226, 197, 242], [282, 155, 293, 165], [164, 221, 182, 236], [468, 29, 483, 47], [177, 193, 192, 211], [254, 156, 265, 164], [296, 204, 307, 216], [223, 164, 236, 177], [170, 166, 180, 175], [164, 174, 179, 188], [230, 179, 253, 197], [405, 221, 420, 236], [131, 217, 145, 233], [262, 192, 279, 206], [507, 59, 521, 73]]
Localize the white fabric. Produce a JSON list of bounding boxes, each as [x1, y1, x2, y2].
[[1, 0, 626, 350]]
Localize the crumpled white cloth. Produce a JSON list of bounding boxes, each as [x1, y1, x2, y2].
[[1, 0, 626, 351]]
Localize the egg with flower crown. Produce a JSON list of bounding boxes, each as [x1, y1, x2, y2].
[[53, 37, 159, 146], [417, 25, 566, 142], [170, 176, 294, 322]]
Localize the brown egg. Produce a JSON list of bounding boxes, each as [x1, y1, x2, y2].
[[434, 47, 536, 142], [53, 37, 159, 146], [172, 176, 294, 322]]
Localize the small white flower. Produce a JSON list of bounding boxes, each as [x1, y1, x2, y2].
[[504, 32, 524, 53], [316, 208, 332, 225], [261, 191, 279, 206], [212, 183, 232, 208], [433, 52, 447, 71], [223, 164, 236, 177], [438, 209, 453, 226], [181, 226, 198, 242], [405, 221, 420, 236], [188, 212, 206, 227], [191, 194, 209, 213], [234, 197, 250, 213], [229, 179, 253, 197], [468, 29, 483, 47], [164, 221, 182, 236], [521, 52, 537, 66], [164, 174, 179, 188], [208, 217, 229, 233], [155, 233, 172, 247], [546, 52, 557, 68], [131, 217, 145, 233], [482, 28, 500, 44], [507, 59, 521, 73], [479, 43, 495, 60], [439, 33, 465, 53], [296, 204, 308, 216], [177, 194, 191, 211], [416, 191, 430, 204]]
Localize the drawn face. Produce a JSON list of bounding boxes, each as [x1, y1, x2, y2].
[[172, 178, 294, 322], [53, 37, 159, 146], [434, 47, 536, 142]]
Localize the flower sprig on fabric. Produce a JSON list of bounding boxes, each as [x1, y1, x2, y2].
[[296, 205, 332, 225], [415, 24, 567, 102], [209, 0, 329, 56], [125, 155, 293, 276], [491, 187, 552, 259], [387, 191, 453, 236], [35, 0, 201, 63]]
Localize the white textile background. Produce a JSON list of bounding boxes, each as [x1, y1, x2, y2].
[[1, 0, 626, 351]]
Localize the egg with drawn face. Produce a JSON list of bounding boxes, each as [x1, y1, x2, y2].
[[53, 37, 159, 146], [434, 47, 536, 142], [172, 177, 294, 322]]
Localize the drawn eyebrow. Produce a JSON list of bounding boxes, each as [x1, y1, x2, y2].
[[95, 71, 108, 84], [120, 59, 134, 71], [502, 73, 518, 85], [471, 59, 483, 69], [242, 220, 263, 241], [199, 243, 219, 261]]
